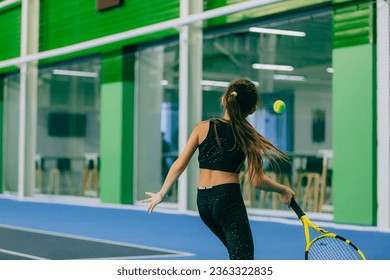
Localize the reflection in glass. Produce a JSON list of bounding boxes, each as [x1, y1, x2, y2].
[[3, 75, 20, 193], [136, 43, 179, 203], [36, 58, 101, 196]]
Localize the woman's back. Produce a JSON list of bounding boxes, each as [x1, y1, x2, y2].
[[197, 119, 244, 187]]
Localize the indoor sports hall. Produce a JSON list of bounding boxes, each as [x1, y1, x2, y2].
[[0, 0, 390, 261]]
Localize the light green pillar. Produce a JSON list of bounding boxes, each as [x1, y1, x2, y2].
[[332, 0, 376, 225], [99, 51, 134, 204], [333, 45, 376, 225]]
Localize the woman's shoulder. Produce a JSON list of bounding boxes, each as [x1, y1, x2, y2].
[[194, 120, 212, 145], [195, 118, 227, 130], [199, 119, 211, 125], [197, 119, 219, 126], [194, 120, 211, 132], [200, 118, 226, 124]]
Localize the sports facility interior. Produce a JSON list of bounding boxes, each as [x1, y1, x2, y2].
[[0, 0, 389, 260]]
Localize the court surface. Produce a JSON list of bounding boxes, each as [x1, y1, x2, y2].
[[0, 196, 389, 260]]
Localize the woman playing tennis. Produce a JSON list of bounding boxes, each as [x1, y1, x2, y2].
[[141, 78, 295, 260]]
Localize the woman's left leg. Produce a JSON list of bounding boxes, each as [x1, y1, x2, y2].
[[214, 190, 254, 260]]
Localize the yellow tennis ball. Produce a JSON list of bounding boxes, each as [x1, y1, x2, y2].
[[273, 100, 286, 114]]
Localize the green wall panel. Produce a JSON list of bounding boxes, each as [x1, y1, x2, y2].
[[332, 44, 376, 225], [99, 52, 134, 204], [0, 5, 21, 61], [121, 53, 135, 204], [39, 0, 179, 53], [100, 81, 123, 203], [333, 0, 372, 48]]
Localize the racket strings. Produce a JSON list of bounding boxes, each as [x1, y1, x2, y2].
[[308, 236, 362, 260]]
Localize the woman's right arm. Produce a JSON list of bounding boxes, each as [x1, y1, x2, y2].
[[252, 174, 295, 205], [141, 123, 202, 213]]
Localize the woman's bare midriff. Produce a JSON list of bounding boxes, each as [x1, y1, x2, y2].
[[198, 168, 240, 187]]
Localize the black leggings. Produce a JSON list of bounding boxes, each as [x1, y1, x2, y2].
[[197, 183, 254, 260]]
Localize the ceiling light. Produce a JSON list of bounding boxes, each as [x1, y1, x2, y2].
[[53, 69, 98, 78], [249, 27, 306, 37], [252, 63, 294, 71], [273, 74, 306, 81], [201, 80, 260, 88], [326, 67, 334, 73], [201, 80, 230, 88], [160, 80, 169, 86]]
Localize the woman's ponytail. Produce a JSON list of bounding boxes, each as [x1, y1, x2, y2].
[[223, 79, 288, 183]]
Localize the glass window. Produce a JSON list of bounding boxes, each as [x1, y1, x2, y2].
[[134, 9, 332, 213], [202, 10, 332, 212], [36, 58, 101, 196], [3, 58, 100, 197], [3, 74, 20, 193], [135, 42, 180, 203]]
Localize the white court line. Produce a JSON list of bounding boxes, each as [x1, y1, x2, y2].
[[0, 248, 47, 260], [0, 224, 194, 259], [79, 253, 193, 260]]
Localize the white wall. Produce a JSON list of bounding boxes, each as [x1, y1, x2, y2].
[[377, 0, 390, 229]]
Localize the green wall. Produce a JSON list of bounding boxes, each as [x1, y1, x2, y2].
[[39, 0, 179, 64], [99, 51, 134, 204], [0, 3, 20, 60], [332, 44, 376, 225], [40, 0, 179, 49], [333, 0, 372, 48], [332, 0, 376, 225], [0, 3, 21, 74]]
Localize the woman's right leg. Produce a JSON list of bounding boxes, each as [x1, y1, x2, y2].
[[214, 191, 254, 260]]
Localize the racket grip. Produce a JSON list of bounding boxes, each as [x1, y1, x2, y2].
[[290, 197, 305, 219]]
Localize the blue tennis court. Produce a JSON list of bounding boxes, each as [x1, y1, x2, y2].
[[1, 196, 389, 260]]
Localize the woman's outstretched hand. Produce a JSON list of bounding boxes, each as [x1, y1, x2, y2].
[[141, 192, 164, 214]]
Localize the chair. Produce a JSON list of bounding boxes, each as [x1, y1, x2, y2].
[[35, 155, 45, 193], [261, 157, 293, 209], [81, 153, 99, 197], [295, 156, 327, 212], [260, 171, 280, 209], [241, 157, 293, 210], [320, 168, 333, 212], [47, 158, 75, 195]]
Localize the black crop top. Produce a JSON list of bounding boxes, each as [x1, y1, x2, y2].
[[198, 119, 245, 173]]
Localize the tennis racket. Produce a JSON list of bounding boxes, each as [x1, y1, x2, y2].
[[290, 197, 366, 260]]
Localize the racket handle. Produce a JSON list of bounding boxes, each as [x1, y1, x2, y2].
[[290, 197, 306, 219]]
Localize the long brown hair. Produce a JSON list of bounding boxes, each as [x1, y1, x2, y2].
[[222, 78, 288, 182]]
